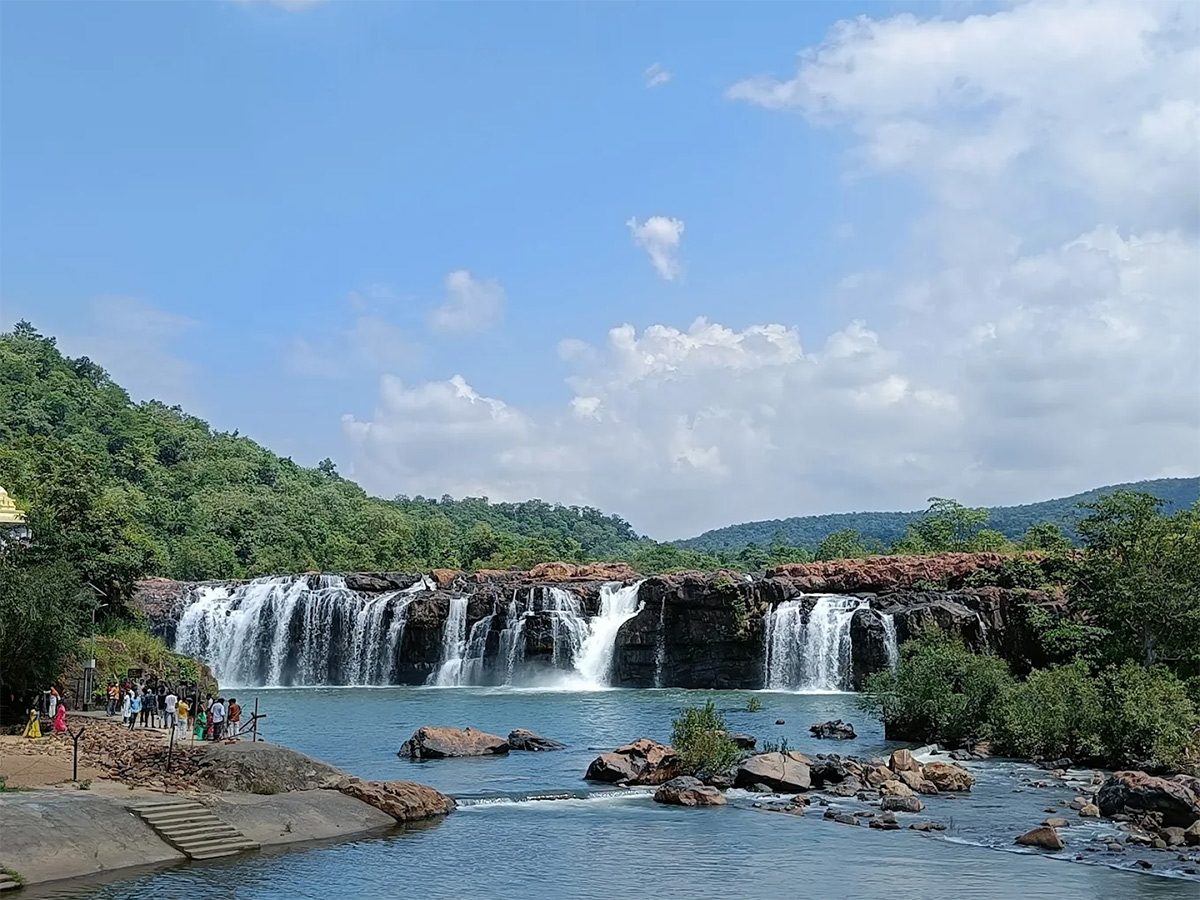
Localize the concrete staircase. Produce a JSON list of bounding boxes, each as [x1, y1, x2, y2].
[[128, 799, 259, 861]]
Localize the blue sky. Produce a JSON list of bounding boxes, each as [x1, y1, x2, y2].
[[2, 1, 1196, 538]]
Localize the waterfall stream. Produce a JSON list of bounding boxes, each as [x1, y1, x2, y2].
[[763, 595, 869, 691]]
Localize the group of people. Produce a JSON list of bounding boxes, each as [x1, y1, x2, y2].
[[105, 681, 246, 742], [21, 686, 67, 737]]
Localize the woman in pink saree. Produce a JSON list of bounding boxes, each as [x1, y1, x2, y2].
[[52, 700, 67, 733]]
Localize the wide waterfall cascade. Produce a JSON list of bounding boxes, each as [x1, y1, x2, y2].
[[174, 574, 434, 686], [763, 595, 870, 692]]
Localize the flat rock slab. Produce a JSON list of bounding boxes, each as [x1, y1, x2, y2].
[[507, 730, 565, 752], [736, 752, 812, 792]]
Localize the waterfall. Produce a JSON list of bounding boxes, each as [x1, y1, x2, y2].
[[497, 590, 533, 684], [429, 596, 470, 686], [572, 581, 645, 688], [174, 575, 432, 686], [762, 595, 868, 691], [548, 587, 589, 670], [654, 598, 667, 688], [881, 612, 899, 670]]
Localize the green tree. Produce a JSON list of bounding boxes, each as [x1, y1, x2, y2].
[[1020, 522, 1073, 553], [671, 699, 743, 775], [816, 528, 873, 560], [1072, 492, 1200, 671]]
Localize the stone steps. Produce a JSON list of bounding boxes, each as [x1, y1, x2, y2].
[[0, 872, 19, 893], [128, 800, 258, 861]]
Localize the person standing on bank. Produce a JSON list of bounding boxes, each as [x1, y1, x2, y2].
[[210, 697, 226, 741], [121, 689, 132, 725], [227, 698, 241, 739], [128, 691, 142, 730], [164, 688, 178, 732]]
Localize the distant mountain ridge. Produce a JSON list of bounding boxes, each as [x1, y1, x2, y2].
[[674, 478, 1200, 553]]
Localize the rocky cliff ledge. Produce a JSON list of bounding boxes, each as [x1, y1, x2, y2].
[[133, 553, 1063, 690]]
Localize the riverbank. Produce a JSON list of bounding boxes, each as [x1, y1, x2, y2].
[[0, 717, 452, 888]]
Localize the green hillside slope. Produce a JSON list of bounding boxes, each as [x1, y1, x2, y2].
[[675, 478, 1199, 553]]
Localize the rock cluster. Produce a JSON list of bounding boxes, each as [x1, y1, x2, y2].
[[653, 776, 727, 807], [810, 720, 857, 740], [1097, 771, 1200, 829], [585, 739, 682, 786]]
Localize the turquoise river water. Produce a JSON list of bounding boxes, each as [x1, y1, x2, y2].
[[29, 687, 1200, 899]]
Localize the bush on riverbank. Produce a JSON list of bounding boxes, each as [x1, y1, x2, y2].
[[860, 632, 1199, 769], [76, 627, 215, 696], [671, 700, 742, 776]]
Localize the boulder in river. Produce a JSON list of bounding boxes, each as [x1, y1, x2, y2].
[[898, 770, 938, 795], [735, 752, 812, 792], [720, 732, 758, 750], [399, 727, 510, 759], [922, 762, 974, 792], [654, 776, 727, 807], [507, 729, 565, 751], [888, 749, 921, 774], [881, 794, 925, 813], [585, 738, 682, 786], [810, 720, 857, 740], [1015, 826, 1065, 851], [1096, 771, 1200, 828], [340, 779, 456, 822]]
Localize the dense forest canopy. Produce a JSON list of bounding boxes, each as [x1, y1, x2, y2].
[[676, 478, 1199, 553], [0, 323, 644, 581]]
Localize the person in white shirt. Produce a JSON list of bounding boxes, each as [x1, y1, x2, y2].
[[164, 691, 178, 732], [210, 698, 226, 741]]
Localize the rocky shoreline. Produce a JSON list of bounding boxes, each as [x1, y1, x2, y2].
[[0, 718, 454, 888]]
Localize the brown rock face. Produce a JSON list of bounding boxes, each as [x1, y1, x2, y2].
[[430, 569, 462, 590], [528, 562, 639, 582], [1097, 771, 1200, 828], [584, 738, 682, 785], [340, 779, 456, 822], [507, 729, 565, 751], [768, 552, 1047, 593], [922, 761, 975, 792], [398, 726, 510, 759], [735, 752, 813, 792], [653, 776, 727, 807], [1015, 826, 1065, 851], [880, 779, 916, 799], [881, 795, 925, 813], [898, 770, 938, 794], [889, 749, 921, 774]]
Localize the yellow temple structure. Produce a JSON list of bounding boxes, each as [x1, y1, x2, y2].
[[0, 485, 29, 528]]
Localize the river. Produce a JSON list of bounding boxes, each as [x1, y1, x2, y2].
[[30, 686, 1199, 899]]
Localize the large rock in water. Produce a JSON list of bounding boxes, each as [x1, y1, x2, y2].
[[1015, 826, 1064, 851], [1096, 771, 1200, 828], [507, 729, 565, 751], [922, 762, 974, 792], [398, 727, 510, 759], [810, 720, 857, 740], [197, 741, 347, 792], [735, 752, 812, 792], [654, 776, 727, 807], [585, 739, 682, 786], [339, 779, 456, 822]]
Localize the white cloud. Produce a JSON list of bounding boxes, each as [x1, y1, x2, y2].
[[289, 287, 417, 378], [427, 270, 505, 335], [644, 63, 672, 89], [626, 215, 685, 281], [344, 1, 1200, 538]]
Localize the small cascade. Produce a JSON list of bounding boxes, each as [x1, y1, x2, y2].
[[762, 595, 868, 691], [429, 596, 470, 686], [174, 575, 432, 686], [654, 599, 667, 688], [572, 581, 645, 688], [880, 612, 900, 670], [497, 590, 533, 684], [547, 587, 589, 670]]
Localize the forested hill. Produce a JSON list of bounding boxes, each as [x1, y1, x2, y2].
[[0, 324, 643, 580], [675, 477, 1200, 553]]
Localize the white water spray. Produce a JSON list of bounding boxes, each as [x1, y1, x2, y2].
[[762, 595, 868, 691]]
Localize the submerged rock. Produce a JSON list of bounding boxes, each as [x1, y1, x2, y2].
[[585, 738, 682, 786], [507, 729, 565, 751], [810, 720, 857, 740], [881, 795, 925, 813], [654, 776, 727, 807], [340, 779, 456, 822], [399, 726, 510, 759], [735, 752, 813, 792], [1015, 827, 1065, 851]]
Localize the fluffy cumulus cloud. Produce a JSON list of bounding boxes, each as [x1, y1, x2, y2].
[[427, 270, 505, 334], [626, 215, 685, 280], [345, 0, 1199, 537], [644, 63, 672, 89]]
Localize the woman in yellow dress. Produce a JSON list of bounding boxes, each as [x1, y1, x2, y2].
[[22, 707, 41, 738]]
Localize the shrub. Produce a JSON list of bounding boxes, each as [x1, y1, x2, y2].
[[746, 696, 763, 712], [671, 700, 743, 775], [1097, 663, 1198, 769], [858, 630, 1013, 746], [996, 660, 1103, 760]]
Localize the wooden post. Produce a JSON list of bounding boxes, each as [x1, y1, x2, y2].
[[70, 726, 85, 782], [252, 698, 259, 742], [166, 720, 176, 772]]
